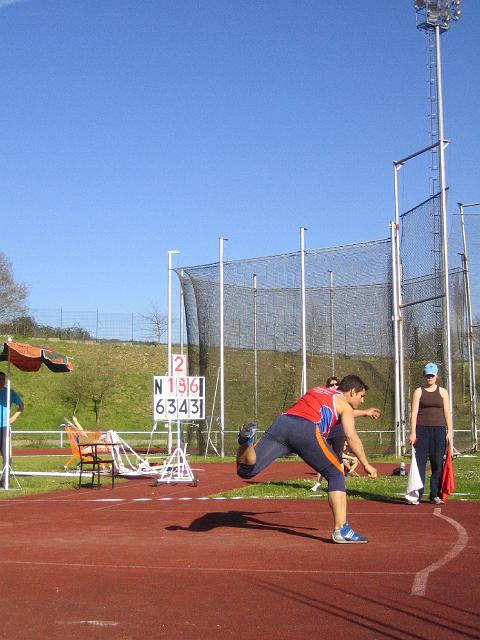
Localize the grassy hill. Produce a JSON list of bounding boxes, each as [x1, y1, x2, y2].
[[4, 339, 167, 432], [4, 337, 395, 450], [3, 335, 473, 455]]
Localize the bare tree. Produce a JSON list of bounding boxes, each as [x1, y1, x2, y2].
[[62, 346, 122, 426], [62, 367, 90, 416], [0, 253, 29, 322], [142, 304, 168, 345], [90, 363, 121, 426]]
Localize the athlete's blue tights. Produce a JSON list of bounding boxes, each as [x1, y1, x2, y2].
[[237, 414, 346, 492]]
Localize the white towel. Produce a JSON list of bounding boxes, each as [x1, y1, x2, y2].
[[405, 449, 423, 503]]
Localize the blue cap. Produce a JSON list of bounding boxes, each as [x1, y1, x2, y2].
[[423, 362, 438, 375]]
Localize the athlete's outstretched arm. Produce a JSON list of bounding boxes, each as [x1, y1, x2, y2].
[[354, 407, 380, 419], [339, 402, 377, 479]]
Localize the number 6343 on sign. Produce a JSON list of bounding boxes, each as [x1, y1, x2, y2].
[[153, 376, 205, 421]]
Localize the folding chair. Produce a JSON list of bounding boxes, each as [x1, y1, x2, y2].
[[63, 417, 105, 470], [77, 436, 115, 489]]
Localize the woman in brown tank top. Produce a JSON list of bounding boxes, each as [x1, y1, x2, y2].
[[408, 362, 453, 505]]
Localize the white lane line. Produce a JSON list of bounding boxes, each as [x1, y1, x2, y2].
[[0, 557, 415, 575], [411, 507, 469, 597], [0, 496, 437, 512], [56, 620, 120, 627]]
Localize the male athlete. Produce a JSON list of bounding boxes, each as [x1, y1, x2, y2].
[[236, 374, 377, 543]]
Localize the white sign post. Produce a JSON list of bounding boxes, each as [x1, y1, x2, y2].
[[153, 371, 205, 486]]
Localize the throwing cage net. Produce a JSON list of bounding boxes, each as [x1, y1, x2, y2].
[[460, 212, 480, 449], [177, 199, 476, 456], [399, 193, 471, 450], [178, 239, 396, 455]]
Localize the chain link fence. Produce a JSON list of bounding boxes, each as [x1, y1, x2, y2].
[[6, 309, 157, 344]]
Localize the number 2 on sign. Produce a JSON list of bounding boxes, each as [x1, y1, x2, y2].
[[172, 354, 187, 376]]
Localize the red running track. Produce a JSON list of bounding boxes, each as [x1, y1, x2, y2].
[[0, 461, 478, 640]]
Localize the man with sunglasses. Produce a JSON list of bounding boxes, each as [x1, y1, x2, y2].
[[236, 374, 378, 544]]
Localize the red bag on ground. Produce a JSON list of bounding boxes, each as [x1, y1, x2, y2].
[[441, 445, 455, 501]]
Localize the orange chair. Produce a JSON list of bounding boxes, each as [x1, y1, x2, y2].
[[63, 418, 109, 470]]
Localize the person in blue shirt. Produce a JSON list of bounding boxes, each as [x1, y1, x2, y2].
[[0, 371, 24, 466]]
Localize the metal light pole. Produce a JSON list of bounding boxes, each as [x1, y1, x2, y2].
[[435, 24, 454, 412], [414, 0, 462, 417]]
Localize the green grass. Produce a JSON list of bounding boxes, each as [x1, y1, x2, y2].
[[212, 453, 480, 501], [2, 451, 224, 499], [2, 454, 86, 498], [2, 452, 478, 501], [3, 337, 399, 436]]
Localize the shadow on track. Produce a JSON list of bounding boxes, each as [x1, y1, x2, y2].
[[165, 510, 328, 541], [345, 488, 406, 504]]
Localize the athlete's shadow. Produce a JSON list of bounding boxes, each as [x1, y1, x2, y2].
[[346, 488, 405, 504], [166, 510, 327, 541], [245, 479, 312, 491]]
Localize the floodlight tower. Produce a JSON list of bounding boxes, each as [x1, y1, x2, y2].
[[413, 0, 461, 413]]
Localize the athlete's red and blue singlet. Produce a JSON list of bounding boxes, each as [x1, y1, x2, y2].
[[284, 386, 341, 438], [237, 385, 347, 492]]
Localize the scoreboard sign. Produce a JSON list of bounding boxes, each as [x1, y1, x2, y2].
[[153, 376, 205, 421]]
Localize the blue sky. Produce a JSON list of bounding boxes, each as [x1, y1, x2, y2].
[[1, 0, 479, 315]]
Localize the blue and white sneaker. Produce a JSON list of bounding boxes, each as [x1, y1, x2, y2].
[[238, 423, 257, 446], [331, 522, 368, 544]]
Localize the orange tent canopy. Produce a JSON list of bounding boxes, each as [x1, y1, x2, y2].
[[0, 341, 73, 373]]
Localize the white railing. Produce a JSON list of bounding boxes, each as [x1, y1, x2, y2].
[[16, 427, 473, 454], [13, 429, 171, 449]]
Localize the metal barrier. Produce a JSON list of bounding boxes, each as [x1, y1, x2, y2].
[[12, 429, 171, 449]]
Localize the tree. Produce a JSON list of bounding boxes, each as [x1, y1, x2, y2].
[[62, 346, 122, 426], [141, 304, 168, 345], [0, 253, 29, 323], [90, 359, 121, 426], [0, 315, 37, 336]]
